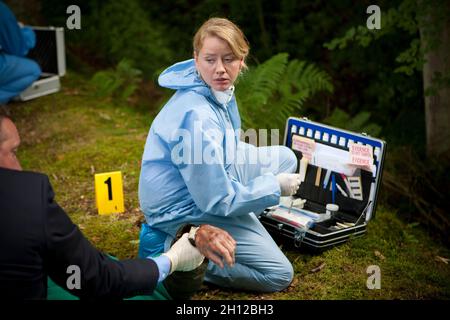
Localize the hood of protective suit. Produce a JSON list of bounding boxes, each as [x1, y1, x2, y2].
[[158, 59, 210, 95]]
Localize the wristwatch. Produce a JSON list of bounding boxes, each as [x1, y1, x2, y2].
[[188, 226, 200, 247]]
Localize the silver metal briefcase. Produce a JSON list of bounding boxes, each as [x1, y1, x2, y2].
[[16, 26, 66, 101]]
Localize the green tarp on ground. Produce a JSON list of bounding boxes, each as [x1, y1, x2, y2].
[[47, 277, 171, 300]]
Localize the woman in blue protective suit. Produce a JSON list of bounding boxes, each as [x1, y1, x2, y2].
[[138, 17, 302, 293], [0, 1, 41, 104]]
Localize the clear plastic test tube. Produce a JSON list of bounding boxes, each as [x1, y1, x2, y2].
[[291, 125, 297, 134], [299, 127, 305, 135], [347, 139, 354, 148], [330, 135, 337, 144]]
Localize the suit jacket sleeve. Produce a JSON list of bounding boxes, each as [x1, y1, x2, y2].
[[42, 176, 159, 300]]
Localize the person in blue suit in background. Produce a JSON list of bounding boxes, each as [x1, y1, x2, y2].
[[0, 1, 41, 104]]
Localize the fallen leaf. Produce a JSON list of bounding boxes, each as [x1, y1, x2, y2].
[[310, 262, 326, 273], [435, 256, 449, 264], [64, 89, 79, 96], [375, 250, 385, 260], [343, 264, 355, 273], [99, 113, 111, 121]]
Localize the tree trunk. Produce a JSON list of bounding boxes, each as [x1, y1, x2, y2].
[[419, 3, 450, 160], [256, 1, 271, 57]]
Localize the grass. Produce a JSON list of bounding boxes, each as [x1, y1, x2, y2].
[[7, 73, 450, 300]]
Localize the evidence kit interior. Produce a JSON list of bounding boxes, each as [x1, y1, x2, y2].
[[16, 26, 66, 101], [259, 117, 386, 252]]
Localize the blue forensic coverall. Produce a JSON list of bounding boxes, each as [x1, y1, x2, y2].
[[0, 1, 41, 104], [139, 59, 297, 292]]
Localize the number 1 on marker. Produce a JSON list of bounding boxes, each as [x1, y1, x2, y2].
[[104, 177, 113, 200]]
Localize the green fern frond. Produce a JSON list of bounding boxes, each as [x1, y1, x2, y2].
[[348, 111, 371, 131], [324, 108, 381, 137], [236, 53, 333, 132], [90, 71, 124, 97], [324, 108, 350, 127], [90, 58, 142, 102], [291, 60, 334, 95], [238, 53, 288, 105]]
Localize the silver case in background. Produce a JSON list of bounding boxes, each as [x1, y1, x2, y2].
[[16, 26, 66, 101]]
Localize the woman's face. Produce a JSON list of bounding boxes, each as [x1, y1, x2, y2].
[[194, 36, 243, 91]]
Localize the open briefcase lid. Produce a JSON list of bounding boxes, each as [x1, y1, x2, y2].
[[27, 26, 66, 77], [283, 116, 387, 222]]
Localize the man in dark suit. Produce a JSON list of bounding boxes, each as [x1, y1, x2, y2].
[[0, 112, 206, 300]]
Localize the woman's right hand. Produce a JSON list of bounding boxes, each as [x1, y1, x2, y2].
[[276, 173, 301, 196], [194, 224, 236, 269]]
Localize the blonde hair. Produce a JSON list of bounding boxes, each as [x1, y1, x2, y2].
[[193, 18, 250, 69]]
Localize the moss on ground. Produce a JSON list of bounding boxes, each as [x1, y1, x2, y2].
[[8, 73, 450, 299]]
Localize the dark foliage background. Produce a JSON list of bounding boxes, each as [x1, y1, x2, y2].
[[34, 0, 424, 147], [5, 0, 449, 244]]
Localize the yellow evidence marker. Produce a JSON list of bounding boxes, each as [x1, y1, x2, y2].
[[94, 171, 125, 215]]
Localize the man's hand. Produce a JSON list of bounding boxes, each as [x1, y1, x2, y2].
[[195, 225, 236, 269]]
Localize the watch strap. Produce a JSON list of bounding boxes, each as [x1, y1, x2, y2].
[[188, 226, 200, 247]]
